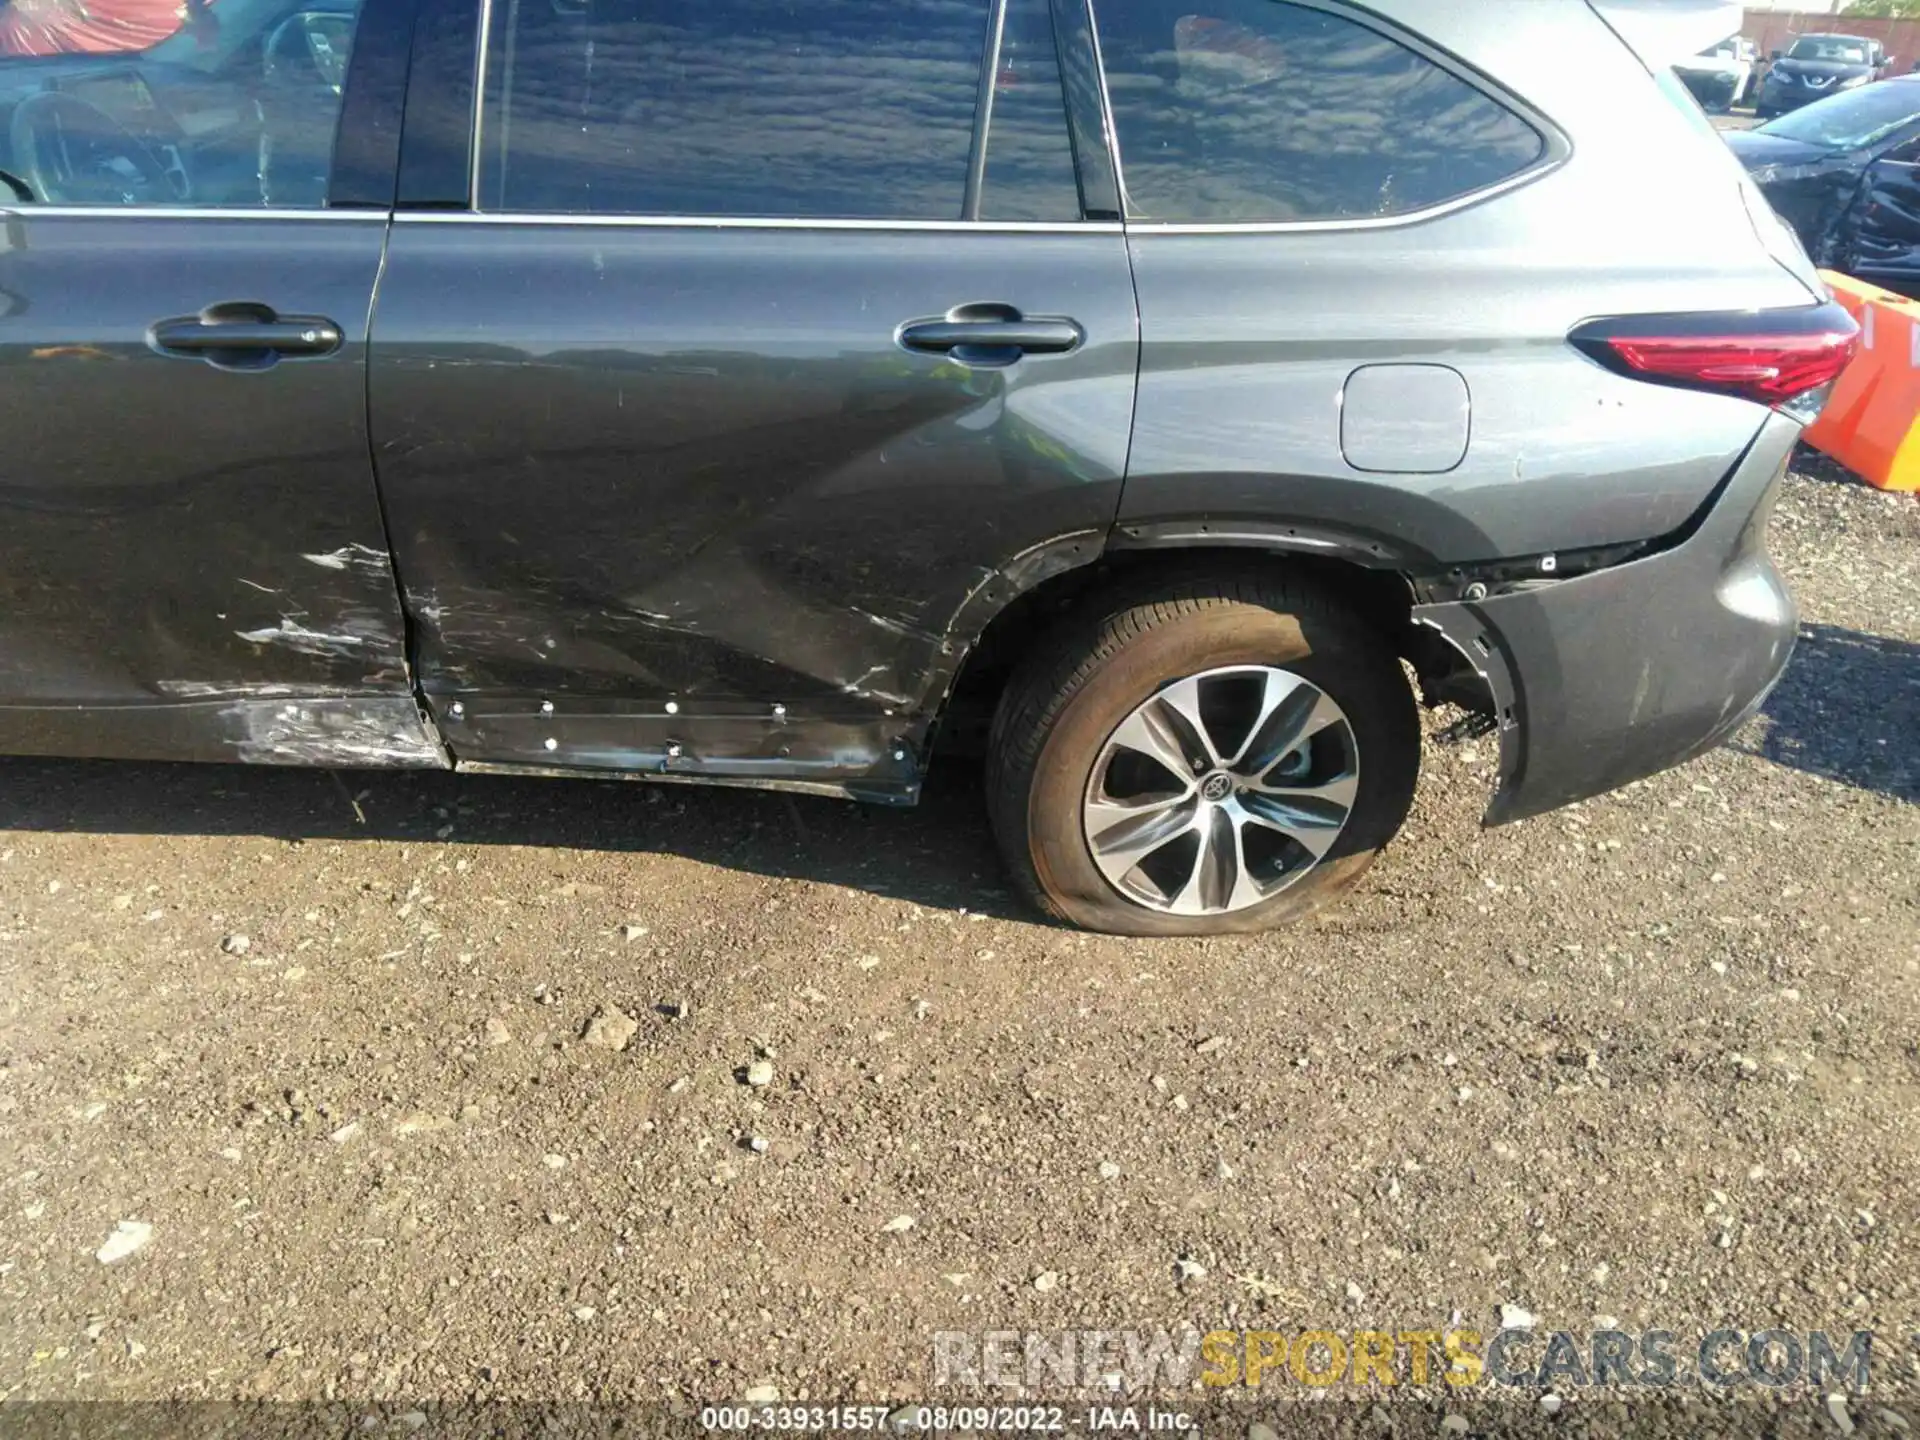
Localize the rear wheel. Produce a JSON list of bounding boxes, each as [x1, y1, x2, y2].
[[986, 570, 1419, 936]]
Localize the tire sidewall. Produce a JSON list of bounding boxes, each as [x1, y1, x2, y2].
[[1022, 603, 1417, 937]]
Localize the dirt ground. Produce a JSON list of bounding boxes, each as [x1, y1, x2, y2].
[[1, 458, 1916, 1436]]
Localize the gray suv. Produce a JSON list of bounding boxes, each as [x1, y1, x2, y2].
[[0, 0, 1855, 935]]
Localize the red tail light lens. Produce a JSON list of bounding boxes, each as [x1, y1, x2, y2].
[[1570, 303, 1859, 410], [1602, 332, 1859, 404]]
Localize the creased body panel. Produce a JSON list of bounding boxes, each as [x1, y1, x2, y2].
[[0, 213, 417, 762], [368, 220, 1137, 774], [0, 696, 445, 768], [1415, 412, 1804, 824]]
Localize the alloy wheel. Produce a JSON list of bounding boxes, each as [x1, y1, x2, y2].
[[1080, 665, 1360, 916]]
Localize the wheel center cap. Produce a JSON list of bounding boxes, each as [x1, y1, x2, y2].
[[1200, 772, 1235, 802]]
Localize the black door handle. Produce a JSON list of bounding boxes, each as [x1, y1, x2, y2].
[[897, 302, 1084, 365], [900, 319, 1084, 353], [149, 302, 342, 369], [153, 319, 342, 353]]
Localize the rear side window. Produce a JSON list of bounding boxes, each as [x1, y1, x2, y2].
[[479, 0, 991, 218], [1094, 0, 1546, 223]]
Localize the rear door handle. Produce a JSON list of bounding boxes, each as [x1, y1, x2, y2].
[[897, 302, 1084, 365], [153, 319, 342, 353], [150, 302, 342, 369]]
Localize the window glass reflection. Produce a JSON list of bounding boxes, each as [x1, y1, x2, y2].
[[481, 0, 991, 219], [1097, 0, 1545, 222], [0, 0, 361, 208]]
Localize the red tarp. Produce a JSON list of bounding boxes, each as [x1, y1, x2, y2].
[[0, 0, 195, 57]]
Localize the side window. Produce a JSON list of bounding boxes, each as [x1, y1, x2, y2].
[[979, 0, 1084, 222], [0, 0, 363, 208], [1094, 0, 1546, 224], [478, 0, 993, 220]]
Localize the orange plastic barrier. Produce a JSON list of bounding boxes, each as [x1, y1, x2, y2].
[[1803, 270, 1920, 493]]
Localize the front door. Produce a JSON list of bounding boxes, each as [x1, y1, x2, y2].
[[370, 0, 1138, 798], [0, 0, 439, 767]]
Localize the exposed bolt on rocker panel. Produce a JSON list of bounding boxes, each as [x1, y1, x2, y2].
[[423, 531, 1110, 804]]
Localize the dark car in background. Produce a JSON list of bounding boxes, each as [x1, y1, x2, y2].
[[1757, 33, 1889, 118], [1729, 75, 1920, 296]]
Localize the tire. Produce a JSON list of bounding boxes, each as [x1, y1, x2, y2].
[[985, 568, 1420, 937]]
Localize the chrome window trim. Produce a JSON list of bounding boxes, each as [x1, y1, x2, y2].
[[393, 212, 1123, 233], [961, 0, 1011, 221], [469, 0, 497, 209], [1123, 160, 1562, 234], [0, 206, 381, 220], [1078, 0, 1126, 213]]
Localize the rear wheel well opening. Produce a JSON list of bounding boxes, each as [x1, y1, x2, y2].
[[931, 546, 1425, 761]]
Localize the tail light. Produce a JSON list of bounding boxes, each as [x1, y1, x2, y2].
[[1570, 303, 1859, 422]]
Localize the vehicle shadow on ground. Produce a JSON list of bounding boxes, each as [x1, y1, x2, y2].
[[1733, 621, 1920, 804], [5, 620, 1910, 915], [0, 749, 1039, 919]]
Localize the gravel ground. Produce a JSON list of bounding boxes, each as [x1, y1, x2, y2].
[[0, 457, 1915, 1436]]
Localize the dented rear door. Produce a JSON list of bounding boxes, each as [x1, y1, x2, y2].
[[369, 0, 1136, 789]]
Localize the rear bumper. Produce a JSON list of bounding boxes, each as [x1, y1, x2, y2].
[[1412, 413, 1801, 825]]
